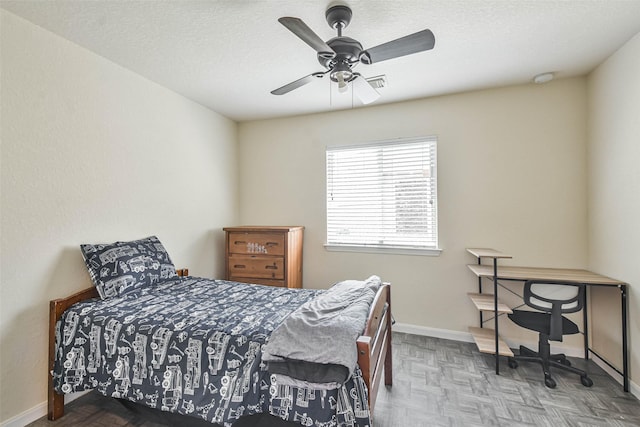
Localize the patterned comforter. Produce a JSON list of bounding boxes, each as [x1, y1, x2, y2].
[[52, 277, 371, 427]]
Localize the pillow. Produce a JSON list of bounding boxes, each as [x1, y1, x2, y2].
[[80, 235, 177, 299]]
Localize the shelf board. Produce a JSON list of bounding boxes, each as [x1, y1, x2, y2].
[[466, 248, 512, 259], [467, 293, 512, 314], [469, 326, 514, 357]]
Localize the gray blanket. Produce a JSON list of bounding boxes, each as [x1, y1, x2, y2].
[[262, 275, 381, 388]]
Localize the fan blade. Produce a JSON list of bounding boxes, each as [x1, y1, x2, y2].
[[352, 75, 380, 105], [278, 17, 335, 57], [271, 72, 325, 95], [360, 29, 435, 64]]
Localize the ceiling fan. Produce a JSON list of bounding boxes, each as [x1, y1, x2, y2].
[[271, 4, 435, 104]]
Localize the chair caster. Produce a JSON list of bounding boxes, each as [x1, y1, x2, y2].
[[544, 375, 556, 389], [581, 375, 593, 387], [508, 358, 518, 369]]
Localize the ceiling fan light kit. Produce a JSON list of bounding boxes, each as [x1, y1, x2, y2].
[[271, 4, 435, 105]]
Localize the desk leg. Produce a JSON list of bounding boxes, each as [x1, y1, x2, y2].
[[583, 287, 589, 360], [621, 284, 629, 392], [493, 258, 500, 375], [478, 257, 483, 327]]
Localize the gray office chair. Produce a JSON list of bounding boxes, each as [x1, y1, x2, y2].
[[507, 280, 593, 388]]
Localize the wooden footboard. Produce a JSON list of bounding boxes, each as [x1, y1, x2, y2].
[[356, 283, 392, 416], [47, 269, 189, 420]]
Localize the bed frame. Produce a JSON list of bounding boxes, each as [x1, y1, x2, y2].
[[48, 272, 393, 422]]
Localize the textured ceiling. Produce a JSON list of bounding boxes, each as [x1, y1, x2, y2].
[[2, 0, 640, 122]]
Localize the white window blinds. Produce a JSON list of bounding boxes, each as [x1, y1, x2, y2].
[[326, 137, 438, 251]]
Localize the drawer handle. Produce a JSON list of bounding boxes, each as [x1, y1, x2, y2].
[[265, 242, 279, 247], [265, 265, 278, 270], [234, 240, 246, 245], [233, 264, 246, 269]]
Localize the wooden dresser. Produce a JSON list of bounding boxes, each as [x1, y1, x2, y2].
[[223, 226, 304, 288]]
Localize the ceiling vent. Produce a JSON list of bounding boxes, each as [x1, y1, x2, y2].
[[366, 75, 387, 89]]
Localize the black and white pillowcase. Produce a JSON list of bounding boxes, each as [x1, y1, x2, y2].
[[80, 236, 177, 299]]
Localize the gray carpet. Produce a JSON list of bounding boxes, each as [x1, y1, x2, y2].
[[29, 332, 640, 426], [375, 333, 640, 426]]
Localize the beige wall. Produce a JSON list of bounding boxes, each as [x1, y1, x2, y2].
[[0, 11, 237, 423], [588, 32, 640, 388], [238, 79, 589, 340], [2, 6, 637, 424]]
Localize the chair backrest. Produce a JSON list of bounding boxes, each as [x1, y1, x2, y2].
[[523, 280, 584, 340]]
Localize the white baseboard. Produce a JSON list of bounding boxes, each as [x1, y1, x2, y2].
[[590, 357, 640, 397], [393, 322, 476, 343], [392, 322, 639, 399], [0, 390, 89, 427], [0, 401, 46, 427]]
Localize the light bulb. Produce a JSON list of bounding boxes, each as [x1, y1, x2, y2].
[[337, 72, 348, 93]]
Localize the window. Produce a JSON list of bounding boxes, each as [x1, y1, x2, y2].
[[326, 137, 439, 255]]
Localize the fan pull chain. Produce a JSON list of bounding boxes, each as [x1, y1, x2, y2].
[[351, 81, 354, 109]]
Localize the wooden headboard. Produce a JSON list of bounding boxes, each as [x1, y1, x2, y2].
[[47, 268, 188, 419]]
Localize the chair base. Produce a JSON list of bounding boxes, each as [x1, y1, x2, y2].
[[508, 337, 593, 389]]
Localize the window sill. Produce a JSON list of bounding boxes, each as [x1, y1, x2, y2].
[[324, 244, 442, 256]]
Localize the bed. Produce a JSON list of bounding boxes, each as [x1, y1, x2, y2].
[[48, 236, 392, 427]]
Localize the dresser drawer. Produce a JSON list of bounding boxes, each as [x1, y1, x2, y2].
[[228, 254, 285, 280], [227, 232, 285, 256]]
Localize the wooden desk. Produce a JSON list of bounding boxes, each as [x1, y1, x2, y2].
[[466, 249, 629, 392], [467, 264, 624, 286]]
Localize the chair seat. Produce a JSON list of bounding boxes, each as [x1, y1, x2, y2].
[[508, 310, 579, 337]]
